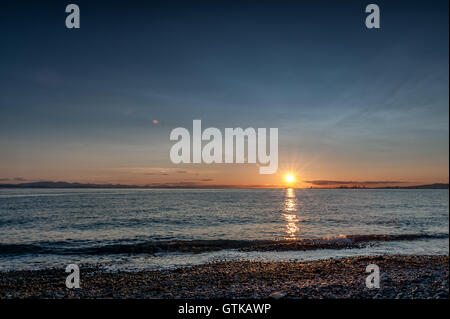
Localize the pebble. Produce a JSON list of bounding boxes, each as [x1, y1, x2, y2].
[[0, 255, 447, 299], [269, 291, 286, 299]]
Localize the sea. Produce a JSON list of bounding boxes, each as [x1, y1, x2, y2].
[[0, 188, 448, 271]]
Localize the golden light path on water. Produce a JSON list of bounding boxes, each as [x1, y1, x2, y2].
[[283, 188, 300, 239]]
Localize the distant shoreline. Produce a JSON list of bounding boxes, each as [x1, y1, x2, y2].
[[0, 182, 448, 189]]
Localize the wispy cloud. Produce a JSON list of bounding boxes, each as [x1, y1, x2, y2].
[[0, 177, 32, 182]]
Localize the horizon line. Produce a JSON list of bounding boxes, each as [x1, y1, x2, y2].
[[0, 181, 448, 190]]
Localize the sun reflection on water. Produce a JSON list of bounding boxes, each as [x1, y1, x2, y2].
[[283, 188, 300, 239]]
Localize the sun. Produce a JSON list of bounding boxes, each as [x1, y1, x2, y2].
[[285, 174, 295, 184]]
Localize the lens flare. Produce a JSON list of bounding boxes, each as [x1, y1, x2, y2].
[[285, 174, 295, 183]]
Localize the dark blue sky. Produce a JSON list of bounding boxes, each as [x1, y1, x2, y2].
[[0, 0, 448, 186]]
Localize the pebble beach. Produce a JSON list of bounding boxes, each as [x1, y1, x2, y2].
[[0, 255, 448, 299]]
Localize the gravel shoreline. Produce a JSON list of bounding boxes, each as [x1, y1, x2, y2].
[[0, 255, 448, 299]]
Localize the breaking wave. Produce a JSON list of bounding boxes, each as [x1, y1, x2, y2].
[[0, 233, 447, 256]]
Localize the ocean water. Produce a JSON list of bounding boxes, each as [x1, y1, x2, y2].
[[0, 188, 448, 271]]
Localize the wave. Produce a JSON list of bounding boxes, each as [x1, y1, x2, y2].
[[0, 233, 447, 256]]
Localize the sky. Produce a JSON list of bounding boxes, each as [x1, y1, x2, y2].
[[0, 0, 448, 187]]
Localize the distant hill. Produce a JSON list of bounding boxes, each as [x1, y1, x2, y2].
[[335, 183, 449, 189], [401, 183, 449, 189], [0, 181, 139, 188]]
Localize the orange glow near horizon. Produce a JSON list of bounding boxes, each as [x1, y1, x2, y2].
[[1, 163, 447, 189]]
